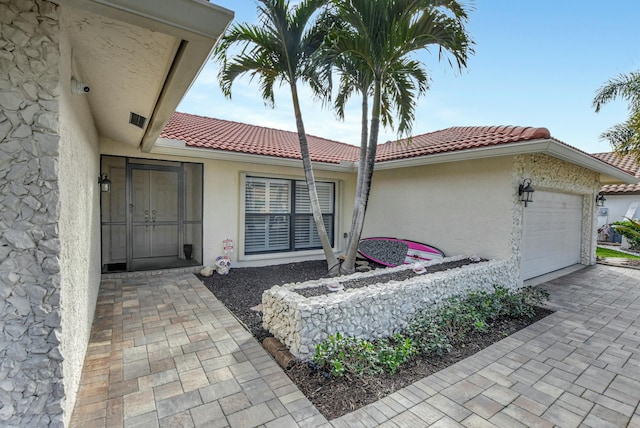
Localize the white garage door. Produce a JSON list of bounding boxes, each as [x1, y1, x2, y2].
[[521, 191, 583, 280]]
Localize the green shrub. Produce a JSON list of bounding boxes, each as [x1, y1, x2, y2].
[[612, 219, 640, 248], [312, 332, 417, 377], [313, 285, 549, 378]]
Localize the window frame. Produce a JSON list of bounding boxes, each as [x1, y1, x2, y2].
[[243, 175, 336, 255]]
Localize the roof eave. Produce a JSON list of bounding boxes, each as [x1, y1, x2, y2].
[[153, 138, 359, 172], [58, 0, 234, 153], [375, 139, 638, 184]]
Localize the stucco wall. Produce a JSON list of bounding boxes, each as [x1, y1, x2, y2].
[[513, 154, 600, 269], [100, 139, 357, 267], [57, 10, 102, 425], [599, 194, 640, 224], [0, 1, 65, 425], [363, 157, 515, 260]]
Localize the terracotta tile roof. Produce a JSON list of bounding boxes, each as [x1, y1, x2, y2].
[[376, 126, 552, 162], [592, 152, 640, 178], [161, 112, 359, 164], [162, 114, 559, 166], [600, 183, 640, 193], [592, 152, 640, 194]]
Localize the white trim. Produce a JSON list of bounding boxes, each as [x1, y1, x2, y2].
[[237, 173, 341, 262], [374, 139, 637, 184], [155, 138, 636, 183]]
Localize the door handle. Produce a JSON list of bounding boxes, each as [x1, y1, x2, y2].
[[152, 210, 156, 231]]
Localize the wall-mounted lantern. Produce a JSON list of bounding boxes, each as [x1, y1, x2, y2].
[[518, 178, 535, 207], [98, 173, 111, 193], [596, 193, 606, 207]]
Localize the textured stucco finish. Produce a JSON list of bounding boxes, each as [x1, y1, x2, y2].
[[100, 139, 357, 267], [58, 13, 102, 425], [363, 157, 515, 260]]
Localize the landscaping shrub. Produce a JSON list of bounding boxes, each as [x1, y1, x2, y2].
[[612, 219, 640, 249], [312, 332, 417, 377], [313, 285, 549, 378]]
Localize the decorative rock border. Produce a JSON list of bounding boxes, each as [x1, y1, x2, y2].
[[262, 256, 519, 360]]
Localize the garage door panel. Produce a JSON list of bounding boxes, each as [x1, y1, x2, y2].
[[521, 191, 582, 280]]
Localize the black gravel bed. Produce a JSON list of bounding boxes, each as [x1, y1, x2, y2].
[[198, 260, 330, 341], [295, 258, 485, 298]]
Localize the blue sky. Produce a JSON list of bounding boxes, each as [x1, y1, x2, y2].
[[179, 1, 640, 154]]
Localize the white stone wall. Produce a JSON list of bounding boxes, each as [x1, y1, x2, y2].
[[0, 0, 65, 426], [262, 257, 519, 360]]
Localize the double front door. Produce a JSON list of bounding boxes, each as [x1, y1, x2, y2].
[[131, 168, 179, 259]]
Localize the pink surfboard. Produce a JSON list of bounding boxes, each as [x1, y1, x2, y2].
[[358, 237, 445, 267]]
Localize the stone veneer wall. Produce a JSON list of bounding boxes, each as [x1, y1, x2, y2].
[[0, 0, 65, 426], [262, 257, 519, 360], [512, 154, 599, 269]]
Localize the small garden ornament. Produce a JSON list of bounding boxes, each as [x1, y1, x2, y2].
[[215, 256, 232, 275]]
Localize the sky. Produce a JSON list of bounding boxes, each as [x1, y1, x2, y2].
[[178, 1, 640, 154]]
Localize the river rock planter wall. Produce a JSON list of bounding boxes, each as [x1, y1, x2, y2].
[[262, 256, 519, 360]]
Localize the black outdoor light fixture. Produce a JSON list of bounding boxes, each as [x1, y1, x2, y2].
[[518, 178, 535, 207], [98, 173, 111, 193], [596, 193, 607, 207]]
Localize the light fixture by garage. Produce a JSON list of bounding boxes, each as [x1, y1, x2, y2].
[[596, 193, 606, 207], [98, 173, 111, 192], [518, 178, 535, 207]]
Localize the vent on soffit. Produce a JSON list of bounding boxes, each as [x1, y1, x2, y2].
[[129, 112, 147, 129]]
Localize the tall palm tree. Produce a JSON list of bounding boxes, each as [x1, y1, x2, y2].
[[215, 0, 341, 274], [593, 71, 640, 160], [328, 0, 473, 274]]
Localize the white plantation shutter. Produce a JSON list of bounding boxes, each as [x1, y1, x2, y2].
[[295, 214, 333, 249], [245, 177, 334, 253], [246, 178, 290, 213], [295, 182, 333, 213], [294, 181, 334, 249]]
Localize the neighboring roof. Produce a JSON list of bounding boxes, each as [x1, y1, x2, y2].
[[159, 112, 637, 184], [376, 126, 551, 162], [592, 152, 640, 193], [161, 112, 360, 164]]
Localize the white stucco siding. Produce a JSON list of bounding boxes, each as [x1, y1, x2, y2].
[[100, 139, 357, 268], [58, 20, 102, 424], [363, 157, 515, 260], [599, 195, 640, 224]]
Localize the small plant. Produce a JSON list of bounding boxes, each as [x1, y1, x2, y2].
[[312, 333, 417, 377], [313, 285, 549, 378]]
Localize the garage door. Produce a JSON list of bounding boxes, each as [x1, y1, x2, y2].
[[521, 191, 583, 280]]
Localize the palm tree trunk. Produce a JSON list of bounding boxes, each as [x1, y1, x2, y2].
[[290, 83, 340, 275], [342, 89, 370, 274]]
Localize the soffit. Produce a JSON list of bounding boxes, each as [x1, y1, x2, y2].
[[63, 6, 179, 147]]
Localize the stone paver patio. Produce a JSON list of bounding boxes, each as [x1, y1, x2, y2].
[[70, 265, 640, 427]]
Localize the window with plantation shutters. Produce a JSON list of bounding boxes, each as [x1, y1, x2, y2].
[[244, 177, 334, 254]]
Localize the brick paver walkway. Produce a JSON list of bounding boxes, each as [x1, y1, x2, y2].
[[71, 265, 640, 427]]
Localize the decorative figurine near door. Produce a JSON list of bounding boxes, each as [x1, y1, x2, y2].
[[215, 255, 231, 275], [213, 239, 234, 275]]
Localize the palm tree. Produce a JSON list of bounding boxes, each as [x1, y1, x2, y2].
[[593, 71, 640, 160], [215, 0, 341, 274], [328, 0, 473, 274]]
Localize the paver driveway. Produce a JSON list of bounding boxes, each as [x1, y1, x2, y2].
[[70, 265, 640, 427]]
